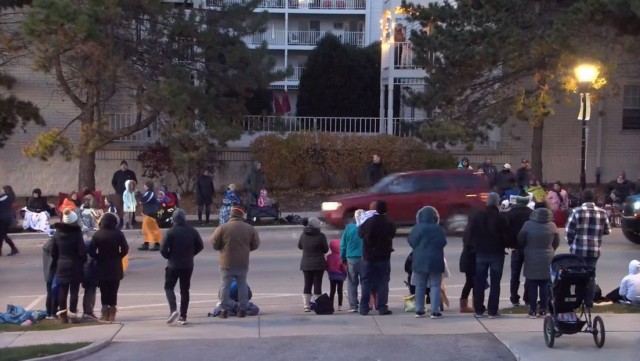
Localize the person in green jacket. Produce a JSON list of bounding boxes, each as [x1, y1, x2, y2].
[[340, 209, 365, 313]]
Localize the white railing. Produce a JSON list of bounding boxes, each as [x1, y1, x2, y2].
[[243, 115, 386, 134], [384, 42, 437, 70], [272, 66, 305, 81], [108, 113, 161, 143], [207, 0, 366, 9], [243, 30, 364, 47]]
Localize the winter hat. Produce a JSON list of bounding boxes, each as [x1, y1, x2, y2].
[[515, 196, 530, 205], [307, 217, 322, 229], [172, 208, 187, 225], [228, 184, 236, 191], [486, 193, 501, 207], [230, 206, 246, 219], [354, 209, 365, 225], [503, 163, 511, 170], [62, 208, 78, 224]]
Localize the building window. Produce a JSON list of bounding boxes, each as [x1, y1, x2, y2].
[[623, 85, 640, 130]]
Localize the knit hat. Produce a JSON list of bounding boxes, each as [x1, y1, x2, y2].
[[230, 206, 246, 219], [62, 208, 78, 224], [307, 217, 322, 229], [515, 196, 530, 205], [172, 208, 187, 225], [503, 163, 511, 170], [486, 193, 501, 207]]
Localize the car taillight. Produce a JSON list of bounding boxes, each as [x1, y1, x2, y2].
[[480, 193, 488, 202]]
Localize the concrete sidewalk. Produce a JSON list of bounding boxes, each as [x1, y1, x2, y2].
[[1, 314, 638, 360]]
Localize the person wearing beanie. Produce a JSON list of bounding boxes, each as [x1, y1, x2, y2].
[[340, 209, 365, 312], [505, 195, 533, 307], [160, 209, 204, 325], [138, 181, 162, 251], [358, 200, 397, 316], [467, 193, 509, 318], [297, 217, 329, 312], [211, 206, 260, 318], [50, 208, 87, 324]]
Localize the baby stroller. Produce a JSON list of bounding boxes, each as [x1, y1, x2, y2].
[[247, 189, 281, 225], [156, 192, 179, 229], [543, 254, 605, 348]]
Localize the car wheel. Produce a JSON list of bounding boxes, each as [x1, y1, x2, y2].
[[445, 210, 468, 234], [622, 219, 640, 245]]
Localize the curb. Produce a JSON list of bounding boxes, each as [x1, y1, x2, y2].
[[25, 323, 123, 361]]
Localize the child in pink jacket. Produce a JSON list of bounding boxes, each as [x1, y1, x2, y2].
[[327, 239, 347, 311]]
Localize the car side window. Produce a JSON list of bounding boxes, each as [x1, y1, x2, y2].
[[385, 176, 415, 194], [414, 175, 448, 192]]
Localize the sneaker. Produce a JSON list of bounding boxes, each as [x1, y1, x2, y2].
[[474, 313, 484, 318], [348, 308, 358, 313], [378, 309, 392, 316], [151, 243, 160, 251], [528, 311, 537, 319], [511, 301, 521, 307], [304, 306, 311, 312], [415, 311, 426, 318], [167, 311, 179, 324], [337, 306, 342, 312], [488, 314, 500, 319], [46, 315, 55, 320], [178, 317, 188, 325], [8, 249, 19, 256], [430, 312, 443, 319], [238, 310, 247, 318], [219, 310, 228, 319], [538, 311, 547, 317]]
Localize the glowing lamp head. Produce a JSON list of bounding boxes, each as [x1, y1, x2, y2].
[[575, 64, 599, 84]]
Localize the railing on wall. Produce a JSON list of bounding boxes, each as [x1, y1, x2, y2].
[[108, 113, 161, 143], [243, 30, 364, 47], [271, 66, 305, 81], [207, 0, 366, 10]]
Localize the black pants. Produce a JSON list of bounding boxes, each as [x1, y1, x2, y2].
[[83, 286, 97, 314], [197, 203, 212, 222], [58, 282, 80, 313], [0, 219, 17, 254], [329, 280, 344, 307], [46, 281, 58, 316], [461, 272, 474, 300], [165, 267, 193, 318], [303, 270, 324, 295], [510, 250, 529, 304], [100, 280, 120, 306]]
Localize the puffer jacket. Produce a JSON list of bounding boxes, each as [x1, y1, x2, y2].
[[298, 226, 329, 271], [122, 180, 137, 213], [517, 208, 560, 280], [50, 222, 87, 284], [407, 206, 447, 274]]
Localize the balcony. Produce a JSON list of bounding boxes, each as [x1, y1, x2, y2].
[[272, 66, 305, 81], [243, 30, 364, 47], [206, 0, 366, 10], [382, 42, 436, 71]]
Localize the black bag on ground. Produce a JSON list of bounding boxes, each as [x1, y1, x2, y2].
[[310, 293, 334, 315]]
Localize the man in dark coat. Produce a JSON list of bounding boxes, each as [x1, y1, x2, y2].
[[161, 209, 204, 325], [358, 200, 396, 316], [244, 161, 266, 207], [468, 193, 509, 318], [111, 160, 138, 225], [365, 154, 387, 187], [607, 171, 636, 203], [480, 158, 498, 189], [506, 196, 533, 306], [196, 169, 215, 225], [494, 164, 516, 196], [516, 159, 532, 191]]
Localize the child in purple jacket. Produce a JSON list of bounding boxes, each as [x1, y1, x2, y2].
[[327, 239, 347, 311]]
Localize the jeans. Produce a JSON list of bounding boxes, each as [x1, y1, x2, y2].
[[584, 257, 598, 307], [360, 259, 390, 314], [58, 282, 80, 313], [302, 270, 324, 295], [165, 267, 193, 318], [526, 279, 550, 314], [347, 258, 362, 309], [220, 268, 249, 311], [473, 253, 505, 315], [414, 272, 443, 314], [100, 280, 121, 306], [510, 249, 528, 304], [45, 281, 58, 316], [82, 286, 96, 315], [197, 203, 212, 222]]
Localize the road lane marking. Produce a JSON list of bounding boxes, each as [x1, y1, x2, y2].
[[26, 295, 44, 310]]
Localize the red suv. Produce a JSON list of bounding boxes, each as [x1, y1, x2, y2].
[[321, 169, 488, 231]]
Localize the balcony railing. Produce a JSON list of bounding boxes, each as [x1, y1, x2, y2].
[[244, 30, 364, 47], [272, 66, 305, 81], [207, 0, 366, 10], [109, 113, 161, 143], [384, 42, 437, 70]]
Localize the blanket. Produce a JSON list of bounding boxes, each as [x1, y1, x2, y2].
[[207, 301, 260, 317], [0, 304, 46, 324]]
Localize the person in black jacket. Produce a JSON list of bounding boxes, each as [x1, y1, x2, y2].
[[50, 209, 87, 324], [468, 193, 509, 318], [89, 213, 129, 322], [138, 181, 161, 251], [161, 209, 204, 325], [494, 164, 516, 196], [195, 169, 215, 225], [515, 159, 532, 191], [298, 217, 329, 312], [365, 154, 387, 187], [358, 200, 397, 315], [0, 185, 19, 256], [506, 196, 533, 306], [111, 160, 138, 225]]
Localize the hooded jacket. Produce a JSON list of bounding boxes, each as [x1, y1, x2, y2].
[[326, 239, 346, 281], [89, 214, 129, 282], [517, 208, 560, 280], [407, 206, 447, 274], [619, 260, 640, 303], [122, 180, 137, 213], [160, 211, 203, 269], [467, 206, 508, 256], [42, 237, 54, 283], [50, 222, 87, 284], [506, 205, 533, 249], [298, 226, 329, 271]]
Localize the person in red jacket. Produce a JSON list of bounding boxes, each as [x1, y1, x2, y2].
[[326, 239, 347, 311]]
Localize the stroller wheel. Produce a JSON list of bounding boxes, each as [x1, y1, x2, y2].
[[592, 316, 605, 348], [543, 315, 555, 348]]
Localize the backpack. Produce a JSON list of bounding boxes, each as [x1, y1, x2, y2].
[[310, 293, 334, 315]]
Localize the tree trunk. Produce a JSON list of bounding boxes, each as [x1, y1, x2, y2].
[[531, 120, 544, 182], [79, 150, 96, 191]]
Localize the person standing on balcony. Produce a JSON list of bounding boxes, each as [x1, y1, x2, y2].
[[111, 160, 138, 228], [394, 23, 406, 67], [196, 169, 215, 225], [365, 154, 387, 187], [244, 161, 266, 208]]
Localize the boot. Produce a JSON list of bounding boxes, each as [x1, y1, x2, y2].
[[57, 310, 69, 324], [99, 306, 110, 322], [138, 242, 149, 251], [459, 299, 474, 313], [8, 248, 18, 256], [151, 243, 160, 251], [109, 307, 117, 322], [303, 294, 311, 312]]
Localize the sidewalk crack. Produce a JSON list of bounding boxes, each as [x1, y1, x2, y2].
[[372, 316, 383, 335]]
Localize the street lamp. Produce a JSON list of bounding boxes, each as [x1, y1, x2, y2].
[[574, 64, 599, 192]]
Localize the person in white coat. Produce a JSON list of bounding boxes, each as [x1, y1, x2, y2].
[[122, 180, 137, 230], [619, 260, 640, 304]]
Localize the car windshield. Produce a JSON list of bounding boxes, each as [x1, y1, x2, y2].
[[369, 174, 413, 194]]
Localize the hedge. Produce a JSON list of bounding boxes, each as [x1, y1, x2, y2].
[[249, 133, 456, 189]]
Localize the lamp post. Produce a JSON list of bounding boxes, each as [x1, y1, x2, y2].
[[574, 64, 599, 192]]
